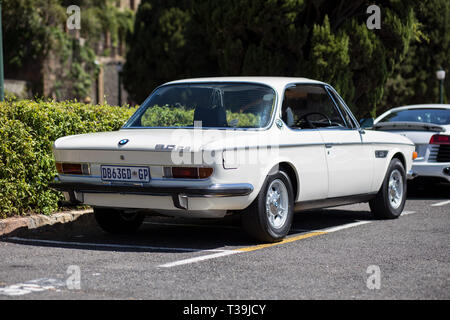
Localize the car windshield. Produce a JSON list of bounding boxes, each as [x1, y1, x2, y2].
[[124, 83, 276, 129], [379, 108, 450, 125]]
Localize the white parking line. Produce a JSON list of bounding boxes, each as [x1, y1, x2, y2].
[[158, 251, 240, 268], [319, 221, 372, 233], [431, 200, 450, 207], [0, 278, 65, 296], [158, 221, 374, 268], [6, 237, 229, 253]]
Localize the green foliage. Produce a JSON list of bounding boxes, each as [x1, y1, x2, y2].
[[123, 0, 218, 103], [141, 105, 195, 127], [226, 111, 261, 128], [139, 105, 261, 127], [0, 100, 135, 218], [381, 0, 450, 112], [2, 0, 64, 70], [124, 0, 418, 118], [3, 0, 135, 100]]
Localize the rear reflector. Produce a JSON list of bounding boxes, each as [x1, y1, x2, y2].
[[199, 168, 214, 179], [430, 134, 450, 145]]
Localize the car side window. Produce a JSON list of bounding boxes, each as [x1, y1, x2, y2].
[[281, 85, 346, 129], [328, 89, 356, 129]]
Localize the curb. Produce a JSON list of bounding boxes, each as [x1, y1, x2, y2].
[[0, 209, 93, 237]]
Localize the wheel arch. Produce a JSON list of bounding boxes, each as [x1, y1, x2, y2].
[[267, 161, 299, 201], [391, 152, 406, 170]]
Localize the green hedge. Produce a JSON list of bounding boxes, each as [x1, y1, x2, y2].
[[0, 100, 135, 218], [140, 105, 261, 128]]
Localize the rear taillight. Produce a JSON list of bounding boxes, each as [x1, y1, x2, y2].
[[56, 163, 90, 175], [429, 134, 450, 145], [172, 167, 198, 179], [166, 167, 214, 179]]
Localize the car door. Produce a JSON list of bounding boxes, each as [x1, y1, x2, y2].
[[318, 87, 374, 197], [280, 84, 329, 202]]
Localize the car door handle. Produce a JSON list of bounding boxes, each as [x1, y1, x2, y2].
[[325, 144, 333, 149]]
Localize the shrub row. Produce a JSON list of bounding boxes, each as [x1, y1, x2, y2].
[[0, 100, 135, 218], [140, 105, 261, 128]]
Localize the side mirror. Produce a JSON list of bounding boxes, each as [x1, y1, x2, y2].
[[360, 118, 374, 129]]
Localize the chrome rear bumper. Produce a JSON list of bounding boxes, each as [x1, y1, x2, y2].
[[407, 170, 418, 180]]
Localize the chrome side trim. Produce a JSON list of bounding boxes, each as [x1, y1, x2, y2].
[[54, 141, 415, 152]]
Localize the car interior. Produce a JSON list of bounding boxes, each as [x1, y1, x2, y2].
[[282, 85, 347, 129]]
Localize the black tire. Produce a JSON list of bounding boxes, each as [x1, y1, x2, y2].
[[369, 158, 407, 219], [241, 171, 294, 243], [94, 208, 145, 234]]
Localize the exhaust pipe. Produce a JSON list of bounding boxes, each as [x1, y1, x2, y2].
[[443, 167, 450, 176]]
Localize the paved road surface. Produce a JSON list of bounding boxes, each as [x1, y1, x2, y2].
[[0, 183, 448, 300]]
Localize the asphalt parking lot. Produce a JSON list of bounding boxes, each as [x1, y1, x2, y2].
[[0, 183, 448, 300]]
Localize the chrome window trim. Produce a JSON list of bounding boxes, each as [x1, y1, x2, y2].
[[325, 85, 361, 130], [324, 85, 354, 129]]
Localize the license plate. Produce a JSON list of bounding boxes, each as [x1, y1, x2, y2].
[[101, 166, 151, 183]]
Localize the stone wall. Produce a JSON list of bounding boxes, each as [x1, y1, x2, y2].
[[100, 59, 129, 106], [4, 80, 31, 99]]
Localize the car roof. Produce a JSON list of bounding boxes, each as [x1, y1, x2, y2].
[[375, 104, 450, 123], [383, 104, 450, 113], [163, 76, 326, 88]]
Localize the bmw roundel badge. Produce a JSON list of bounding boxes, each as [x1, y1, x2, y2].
[[118, 139, 129, 146]]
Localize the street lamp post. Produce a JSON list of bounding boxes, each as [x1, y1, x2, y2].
[[94, 59, 100, 105], [0, 0, 5, 102], [436, 67, 446, 104]]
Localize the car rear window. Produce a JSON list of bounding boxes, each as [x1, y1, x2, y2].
[[123, 83, 276, 129], [380, 108, 450, 125]]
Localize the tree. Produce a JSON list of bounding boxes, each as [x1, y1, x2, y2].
[[2, 0, 135, 100], [123, 0, 419, 118], [2, 0, 65, 93], [123, 0, 218, 103], [381, 0, 450, 111]]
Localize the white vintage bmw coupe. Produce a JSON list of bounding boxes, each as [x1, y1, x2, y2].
[[51, 77, 416, 242]]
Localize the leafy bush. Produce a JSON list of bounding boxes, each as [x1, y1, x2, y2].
[[140, 105, 262, 128], [140, 105, 195, 127], [0, 100, 135, 218]]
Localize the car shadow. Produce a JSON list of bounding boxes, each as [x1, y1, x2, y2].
[[2, 181, 446, 254], [407, 181, 450, 200], [0, 206, 374, 253]]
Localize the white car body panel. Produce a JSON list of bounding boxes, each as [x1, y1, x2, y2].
[[51, 77, 415, 218], [374, 104, 450, 183]]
